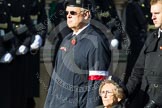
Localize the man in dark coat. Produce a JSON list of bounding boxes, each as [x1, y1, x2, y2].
[[3, 0, 38, 108], [0, 0, 31, 108], [123, 0, 151, 107], [44, 0, 111, 108], [0, 0, 15, 62], [25, 0, 47, 107], [124, 0, 149, 84], [125, 0, 162, 107], [7, 0, 37, 54], [0, 0, 17, 108]]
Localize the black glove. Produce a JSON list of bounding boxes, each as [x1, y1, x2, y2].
[[144, 100, 157, 108]]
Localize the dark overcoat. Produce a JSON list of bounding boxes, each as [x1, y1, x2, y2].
[[124, 1, 148, 83], [24, 0, 47, 97], [126, 29, 162, 107], [1, 0, 38, 107], [44, 25, 111, 108]]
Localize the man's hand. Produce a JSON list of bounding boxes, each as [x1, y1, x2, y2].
[[0, 53, 13, 63], [30, 34, 42, 50], [16, 45, 28, 55]]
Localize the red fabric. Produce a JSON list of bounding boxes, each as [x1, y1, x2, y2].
[[88, 75, 106, 80]]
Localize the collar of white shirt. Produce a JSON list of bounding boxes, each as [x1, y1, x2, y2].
[[72, 23, 90, 36], [158, 28, 162, 38]]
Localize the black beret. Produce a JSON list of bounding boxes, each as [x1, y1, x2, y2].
[[64, 0, 92, 10]]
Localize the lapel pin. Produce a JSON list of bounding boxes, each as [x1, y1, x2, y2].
[[160, 46, 162, 50], [71, 38, 77, 45]]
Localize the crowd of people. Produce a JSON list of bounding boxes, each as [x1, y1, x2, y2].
[[1, 0, 162, 108], [0, 0, 47, 108]]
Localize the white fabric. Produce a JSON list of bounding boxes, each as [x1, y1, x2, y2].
[[89, 70, 108, 76], [158, 28, 162, 38], [108, 76, 112, 80], [30, 34, 42, 50], [111, 39, 119, 48], [0, 53, 13, 63], [73, 23, 90, 35], [18, 45, 28, 54]]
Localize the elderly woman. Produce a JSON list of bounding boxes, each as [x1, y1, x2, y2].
[[98, 76, 126, 108]]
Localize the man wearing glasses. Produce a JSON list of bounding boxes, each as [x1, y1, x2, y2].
[[44, 0, 111, 108]]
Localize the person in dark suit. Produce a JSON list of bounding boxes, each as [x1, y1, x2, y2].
[[3, 0, 38, 108], [124, 0, 162, 107], [26, 0, 47, 108], [44, 0, 111, 108], [123, 1, 150, 107], [0, 0, 18, 108], [124, 0, 149, 84], [0, 0, 33, 107], [0, 0, 19, 63]]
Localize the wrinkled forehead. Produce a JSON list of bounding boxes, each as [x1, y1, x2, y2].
[[101, 83, 116, 91]]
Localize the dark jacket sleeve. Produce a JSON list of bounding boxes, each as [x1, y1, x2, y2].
[[126, 33, 154, 96], [0, 37, 6, 58], [37, 0, 47, 46], [22, 1, 37, 46], [86, 32, 111, 108]]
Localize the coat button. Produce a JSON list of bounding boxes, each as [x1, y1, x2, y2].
[[22, 4, 25, 8]]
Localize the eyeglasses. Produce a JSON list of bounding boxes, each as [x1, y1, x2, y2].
[[100, 90, 114, 96], [65, 11, 82, 16]]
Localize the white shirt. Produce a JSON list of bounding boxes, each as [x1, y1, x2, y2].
[[72, 23, 90, 36]]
